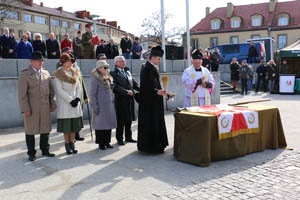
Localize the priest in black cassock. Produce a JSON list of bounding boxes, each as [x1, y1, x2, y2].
[[137, 46, 168, 154]]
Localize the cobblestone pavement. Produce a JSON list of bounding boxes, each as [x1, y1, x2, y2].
[[0, 94, 299, 200]]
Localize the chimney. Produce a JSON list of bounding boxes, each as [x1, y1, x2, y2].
[[107, 21, 117, 28], [40, 2, 43, 7], [23, 0, 33, 6], [205, 7, 210, 17], [57, 7, 63, 12], [227, 2, 234, 18], [269, 0, 278, 12], [100, 19, 106, 24], [76, 11, 88, 19], [118, 26, 120, 30]]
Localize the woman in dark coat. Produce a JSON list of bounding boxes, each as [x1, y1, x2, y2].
[[89, 60, 117, 150], [138, 46, 168, 154], [32, 33, 46, 58], [267, 59, 277, 93], [230, 58, 240, 92]]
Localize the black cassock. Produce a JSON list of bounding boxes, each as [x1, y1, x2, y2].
[[137, 61, 168, 153]]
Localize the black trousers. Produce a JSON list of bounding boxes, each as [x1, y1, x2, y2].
[[95, 130, 111, 145], [116, 121, 132, 142], [256, 77, 267, 92], [241, 79, 248, 95], [25, 133, 50, 157], [211, 63, 219, 72]]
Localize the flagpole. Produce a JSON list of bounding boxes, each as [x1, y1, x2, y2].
[[161, 0, 166, 72], [186, 0, 191, 67]]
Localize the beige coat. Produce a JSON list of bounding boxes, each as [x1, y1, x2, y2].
[[53, 67, 83, 119], [18, 66, 56, 135]]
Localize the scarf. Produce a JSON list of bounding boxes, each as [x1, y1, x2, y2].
[[53, 66, 80, 84], [91, 69, 113, 91]]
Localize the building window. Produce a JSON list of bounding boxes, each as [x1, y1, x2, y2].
[[251, 35, 260, 39], [211, 19, 220, 30], [230, 36, 239, 44], [251, 15, 262, 26], [74, 23, 80, 30], [278, 15, 289, 26], [278, 34, 287, 49], [50, 18, 60, 26], [35, 16, 46, 24], [210, 37, 218, 47], [191, 39, 198, 50], [6, 11, 19, 20], [231, 18, 240, 28], [24, 14, 32, 22], [62, 21, 69, 28], [98, 27, 103, 34], [18, 30, 22, 38]]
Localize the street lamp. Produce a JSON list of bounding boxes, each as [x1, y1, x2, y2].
[[90, 14, 100, 34]]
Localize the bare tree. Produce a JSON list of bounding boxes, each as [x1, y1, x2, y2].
[[0, 0, 23, 28], [140, 10, 185, 46]]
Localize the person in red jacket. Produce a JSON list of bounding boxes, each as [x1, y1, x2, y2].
[[61, 34, 72, 50]]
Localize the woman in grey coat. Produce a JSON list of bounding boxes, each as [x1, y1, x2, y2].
[[89, 60, 117, 150]]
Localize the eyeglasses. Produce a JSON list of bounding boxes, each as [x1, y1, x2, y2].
[[104, 67, 109, 70], [117, 61, 125, 63]]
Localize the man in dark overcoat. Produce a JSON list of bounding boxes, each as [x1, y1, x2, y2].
[[46, 33, 61, 59], [110, 56, 140, 145], [137, 46, 168, 154], [0, 27, 17, 58], [105, 38, 119, 59]]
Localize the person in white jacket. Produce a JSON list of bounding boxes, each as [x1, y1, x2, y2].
[[182, 50, 215, 107], [53, 54, 83, 154]]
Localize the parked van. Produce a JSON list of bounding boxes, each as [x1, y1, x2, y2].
[[211, 42, 265, 64]]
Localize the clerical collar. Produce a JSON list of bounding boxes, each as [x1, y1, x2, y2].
[[195, 67, 202, 72]]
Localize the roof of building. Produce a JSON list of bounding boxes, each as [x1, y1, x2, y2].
[[191, 0, 300, 34], [10, 1, 124, 32]]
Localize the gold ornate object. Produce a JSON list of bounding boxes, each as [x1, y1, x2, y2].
[[161, 76, 169, 90]]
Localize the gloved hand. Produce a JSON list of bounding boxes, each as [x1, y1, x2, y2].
[[70, 98, 80, 108], [196, 78, 203, 86], [205, 81, 213, 89]]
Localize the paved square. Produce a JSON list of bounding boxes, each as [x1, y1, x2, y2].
[[0, 93, 299, 200]]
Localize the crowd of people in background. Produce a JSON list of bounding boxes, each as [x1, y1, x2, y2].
[[229, 58, 287, 95], [0, 25, 144, 60]]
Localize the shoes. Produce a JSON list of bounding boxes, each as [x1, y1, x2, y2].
[[70, 142, 78, 154], [75, 136, 85, 141], [106, 144, 114, 148], [65, 143, 72, 155], [42, 152, 55, 157], [28, 155, 36, 162], [99, 144, 106, 150], [125, 138, 137, 143], [117, 140, 125, 145]]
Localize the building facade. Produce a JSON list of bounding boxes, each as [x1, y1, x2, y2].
[[187, 0, 300, 51], [0, 0, 132, 46]]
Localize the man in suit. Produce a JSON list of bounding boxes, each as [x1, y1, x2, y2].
[[0, 27, 17, 58], [81, 23, 95, 59], [46, 33, 61, 59], [18, 51, 56, 161], [105, 38, 119, 59], [110, 56, 140, 145]]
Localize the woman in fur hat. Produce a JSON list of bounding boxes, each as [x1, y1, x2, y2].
[[53, 54, 83, 154], [89, 60, 117, 150]]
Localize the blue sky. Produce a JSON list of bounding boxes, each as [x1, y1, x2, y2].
[[33, 0, 292, 35]]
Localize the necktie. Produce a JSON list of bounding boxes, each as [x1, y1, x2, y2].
[[121, 70, 127, 77]]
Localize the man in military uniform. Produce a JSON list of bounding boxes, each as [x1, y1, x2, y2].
[[81, 24, 95, 59], [18, 51, 56, 161]]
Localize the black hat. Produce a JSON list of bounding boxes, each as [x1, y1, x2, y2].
[[30, 51, 43, 60], [151, 46, 164, 57], [192, 50, 202, 60]]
